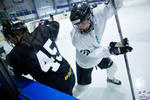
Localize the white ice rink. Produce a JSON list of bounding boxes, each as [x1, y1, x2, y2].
[[1, 0, 150, 100]]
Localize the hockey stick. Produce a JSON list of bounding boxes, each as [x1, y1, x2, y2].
[[111, 0, 136, 100]]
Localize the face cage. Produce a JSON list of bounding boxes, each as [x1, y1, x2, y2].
[[73, 15, 94, 34]]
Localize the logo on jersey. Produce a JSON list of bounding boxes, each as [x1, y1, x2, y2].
[[138, 90, 150, 100], [80, 49, 90, 56]]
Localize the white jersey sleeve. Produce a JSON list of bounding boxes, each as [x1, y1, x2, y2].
[[94, 0, 123, 20], [93, 0, 123, 42]]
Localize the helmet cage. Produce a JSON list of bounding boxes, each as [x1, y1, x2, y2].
[[70, 2, 94, 34], [73, 14, 94, 34]]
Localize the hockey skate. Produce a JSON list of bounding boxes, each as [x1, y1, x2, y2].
[[107, 78, 122, 85]]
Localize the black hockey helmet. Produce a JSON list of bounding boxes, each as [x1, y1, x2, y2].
[[70, 2, 92, 25], [70, 2, 94, 33], [2, 19, 28, 43]]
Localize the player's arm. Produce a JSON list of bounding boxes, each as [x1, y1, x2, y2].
[[104, 0, 123, 19], [6, 53, 28, 77], [78, 38, 132, 58], [94, 0, 123, 19]]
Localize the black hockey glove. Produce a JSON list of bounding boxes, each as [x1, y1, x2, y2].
[[109, 38, 133, 55]]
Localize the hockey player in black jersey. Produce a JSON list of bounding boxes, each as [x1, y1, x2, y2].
[[1, 19, 75, 96]]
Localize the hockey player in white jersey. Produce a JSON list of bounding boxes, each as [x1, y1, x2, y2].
[[70, 0, 133, 97]]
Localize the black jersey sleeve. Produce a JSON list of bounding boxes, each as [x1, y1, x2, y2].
[[30, 21, 59, 46], [6, 45, 29, 77]]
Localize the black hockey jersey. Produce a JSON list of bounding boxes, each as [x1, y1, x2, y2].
[[6, 21, 75, 95]]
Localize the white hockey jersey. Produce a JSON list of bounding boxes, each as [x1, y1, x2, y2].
[[70, 0, 123, 69]]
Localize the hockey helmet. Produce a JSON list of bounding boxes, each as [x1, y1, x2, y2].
[[2, 19, 28, 43], [70, 2, 94, 33]]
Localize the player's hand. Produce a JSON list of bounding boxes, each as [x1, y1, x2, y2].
[[109, 38, 133, 55]]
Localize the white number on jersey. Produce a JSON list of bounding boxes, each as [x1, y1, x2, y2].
[[36, 39, 62, 72]]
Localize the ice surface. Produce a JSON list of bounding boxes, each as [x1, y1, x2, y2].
[[1, 0, 150, 99]]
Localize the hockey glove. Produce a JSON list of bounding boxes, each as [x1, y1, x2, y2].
[[109, 38, 133, 55]]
